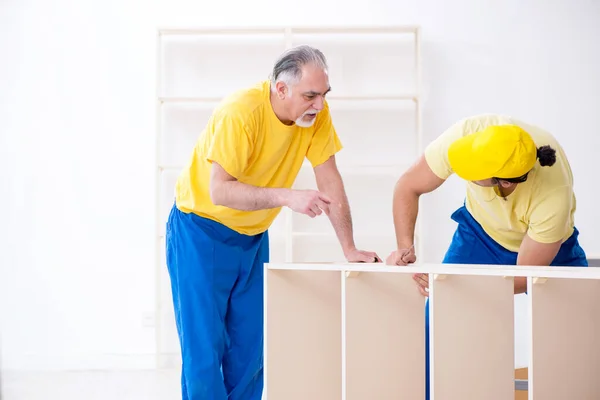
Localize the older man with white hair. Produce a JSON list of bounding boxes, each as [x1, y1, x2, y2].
[[165, 45, 381, 400]]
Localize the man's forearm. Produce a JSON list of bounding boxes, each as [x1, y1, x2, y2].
[[392, 179, 419, 249], [211, 180, 290, 211], [319, 177, 356, 255], [514, 234, 562, 294]]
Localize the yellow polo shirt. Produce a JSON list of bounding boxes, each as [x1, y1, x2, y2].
[[424, 114, 576, 252], [174, 80, 343, 236]]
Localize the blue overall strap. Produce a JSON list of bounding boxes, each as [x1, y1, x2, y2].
[[166, 204, 268, 400]]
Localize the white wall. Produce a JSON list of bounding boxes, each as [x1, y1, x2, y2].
[[1, 0, 598, 371], [0, 0, 158, 370]]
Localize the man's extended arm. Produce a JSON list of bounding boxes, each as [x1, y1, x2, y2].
[[514, 186, 573, 293], [211, 161, 333, 218], [313, 156, 356, 256], [514, 235, 562, 293], [313, 156, 381, 262], [389, 155, 445, 263], [210, 162, 291, 211]]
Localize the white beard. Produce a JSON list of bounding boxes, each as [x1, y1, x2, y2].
[[295, 110, 318, 128]]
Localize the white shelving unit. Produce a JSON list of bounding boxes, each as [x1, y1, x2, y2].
[[264, 262, 600, 399], [155, 25, 422, 366]]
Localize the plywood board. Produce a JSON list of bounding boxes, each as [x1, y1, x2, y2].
[[529, 277, 600, 399], [430, 274, 515, 400], [345, 272, 426, 399], [265, 269, 342, 400]]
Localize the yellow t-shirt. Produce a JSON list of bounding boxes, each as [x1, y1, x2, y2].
[[424, 113, 576, 252], [174, 80, 343, 236]]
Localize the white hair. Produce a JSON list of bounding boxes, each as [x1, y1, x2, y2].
[[270, 45, 328, 93]]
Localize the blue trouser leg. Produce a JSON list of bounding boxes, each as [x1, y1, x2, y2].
[[424, 205, 587, 399], [223, 224, 267, 400], [166, 204, 267, 400]]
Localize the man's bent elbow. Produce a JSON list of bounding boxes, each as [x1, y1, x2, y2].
[[397, 155, 446, 197], [209, 180, 226, 206], [209, 162, 236, 207], [394, 171, 422, 200]]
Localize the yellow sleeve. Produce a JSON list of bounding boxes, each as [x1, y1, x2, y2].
[[527, 186, 573, 244], [305, 102, 343, 167], [205, 111, 254, 179], [423, 119, 470, 180]]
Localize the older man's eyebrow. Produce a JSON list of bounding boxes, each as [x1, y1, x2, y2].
[[303, 87, 332, 96]]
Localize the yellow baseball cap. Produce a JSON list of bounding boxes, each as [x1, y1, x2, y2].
[[448, 124, 537, 181]]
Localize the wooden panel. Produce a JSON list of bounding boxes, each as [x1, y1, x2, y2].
[[345, 272, 426, 399], [529, 278, 600, 399], [430, 274, 515, 400], [265, 269, 342, 400]]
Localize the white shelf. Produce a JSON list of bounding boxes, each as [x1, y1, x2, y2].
[[266, 261, 600, 279], [158, 25, 419, 35], [158, 94, 419, 104], [158, 97, 224, 104], [289, 26, 419, 34], [157, 25, 419, 99], [155, 25, 422, 364], [159, 27, 288, 35]]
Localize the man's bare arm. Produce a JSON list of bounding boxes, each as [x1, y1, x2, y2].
[[313, 156, 356, 256], [210, 162, 290, 211], [514, 234, 562, 294], [392, 154, 446, 249]]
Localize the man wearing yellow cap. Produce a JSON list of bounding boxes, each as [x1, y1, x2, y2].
[[385, 113, 588, 399]]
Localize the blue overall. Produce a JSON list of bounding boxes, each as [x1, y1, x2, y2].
[[424, 205, 588, 399], [166, 203, 268, 400]]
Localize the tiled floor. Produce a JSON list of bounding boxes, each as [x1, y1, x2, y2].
[[1, 369, 181, 400]]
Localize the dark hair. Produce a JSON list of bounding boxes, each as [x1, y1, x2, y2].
[[537, 145, 556, 167], [493, 145, 557, 184]]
